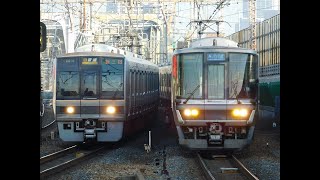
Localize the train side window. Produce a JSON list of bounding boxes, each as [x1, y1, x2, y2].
[[136, 72, 139, 107], [142, 72, 144, 95], [166, 73, 168, 96], [146, 72, 148, 95], [169, 74, 171, 93], [143, 72, 145, 94], [154, 73, 156, 92], [161, 73, 163, 95], [139, 72, 142, 95], [137, 72, 140, 96], [145, 72, 147, 94], [131, 71, 134, 97], [144, 72, 147, 94], [163, 73, 165, 95], [143, 72, 145, 95], [153, 73, 155, 92], [156, 73, 159, 92], [147, 72, 149, 94], [151, 73, 153, 93], [149, 72, 151, 93], [139, 72, 142, 105], [135, 72, 137, 108], [130, 71, 134, 113]]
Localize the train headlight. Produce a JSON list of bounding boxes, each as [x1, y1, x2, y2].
[[191, 109, 199, 116], [232, 109, 248, 117], [106, 106, 116, 114], [184, 109, 192, 116], [66, 107, 74, 114], [184, 109, 199, 117]]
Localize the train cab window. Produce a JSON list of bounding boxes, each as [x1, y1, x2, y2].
[[178, 53, 203, 99], [229, 53, 258, 99], [101, 58, 124, 99], [57, 71, 80, 99]]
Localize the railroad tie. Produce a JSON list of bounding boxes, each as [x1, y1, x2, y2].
[[220, 168, 239, 174], [212, 155, 227, 159]]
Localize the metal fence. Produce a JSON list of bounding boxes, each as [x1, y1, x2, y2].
[[226, 14, 280, 77]]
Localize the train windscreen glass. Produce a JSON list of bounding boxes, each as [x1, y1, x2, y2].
[[208, 65, 225, 99], [178, 53, 203, 99], [82, 71, 97, 98], [56, 58, 80, 99], [101, 58, 124, 99], [57, 72, 80, 99], [229, 53, 258, 99]]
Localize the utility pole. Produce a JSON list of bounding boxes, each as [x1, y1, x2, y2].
[[160, 1, 168, 64], [196, 1, 201, 39], [249, 0, 256, 50], [90, 1, 92, 30], [83, 0, 86, 32], [79, 1, 82, 32], [64, 0, 73, 31]]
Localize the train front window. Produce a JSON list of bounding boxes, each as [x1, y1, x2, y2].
[[178, 53, 203, 99], [57, 71, 80, 99], [81, 71, 97, 98], [208, 65, 225, 99], [229, 53, 258, 99], [101, 58, 124, 99]]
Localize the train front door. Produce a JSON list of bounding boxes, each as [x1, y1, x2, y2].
[[80, 57, 100, 140]]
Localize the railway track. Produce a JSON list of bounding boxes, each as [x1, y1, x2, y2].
[[40, 144, 105, 179], [254, 129, 280, 136], [40, 119, 57, 143], [41, 119, 56, 130], [197, 152, 259, 180], [41, 107, 55, 130]]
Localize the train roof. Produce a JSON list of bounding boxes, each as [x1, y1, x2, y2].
[[75, 44, 144, 59], [57, 51, 124, 58], [174, 37, 257, 55], [174, 46, 257, 55], [56, 52, 158, 68], [125, 56, 159, 68], [189, 37, 238, 47]]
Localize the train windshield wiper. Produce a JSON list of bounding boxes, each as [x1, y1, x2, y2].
[[112, 83, 123, 99], [183, 84, 200, 104], [231, 80, 241, 104]]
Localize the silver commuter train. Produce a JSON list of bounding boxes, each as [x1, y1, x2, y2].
[[161, 37, 259, 151], [53, 44, 159, 142]]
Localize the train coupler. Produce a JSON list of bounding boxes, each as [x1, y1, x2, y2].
[[208, 123, 224, 145], [84, 128, 97, 140], [208, 134, 223, 145]]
